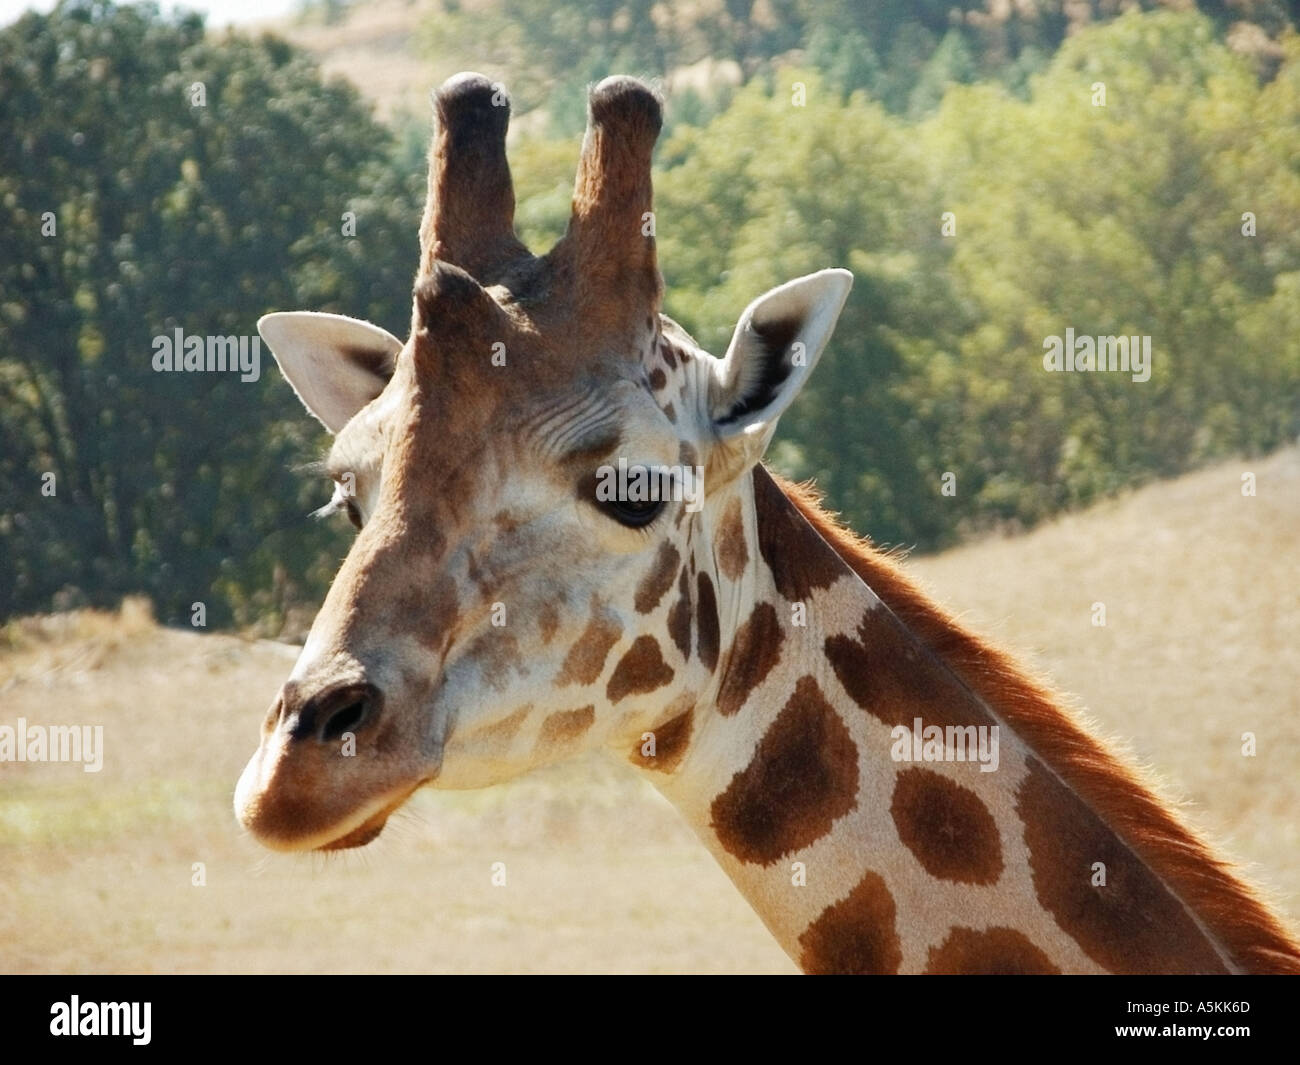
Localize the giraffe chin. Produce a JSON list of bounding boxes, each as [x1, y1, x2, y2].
[[317, 809, 391, 851], [314, 789, 417, 852]]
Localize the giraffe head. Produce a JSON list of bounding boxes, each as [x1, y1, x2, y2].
[[235, 73, 851, 852]]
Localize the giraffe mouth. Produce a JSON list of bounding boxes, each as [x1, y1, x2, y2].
[[313, 786, 421, 851], [318, 808, 391, 850]]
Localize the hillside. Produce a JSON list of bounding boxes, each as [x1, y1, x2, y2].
[[0, 447, 1296, 973], [257, 0, 1296, 121], [254, 0, 437, 120]]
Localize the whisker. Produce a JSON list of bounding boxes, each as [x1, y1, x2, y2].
[[294, 458, 330, 478], [311, 497, 343, 521]]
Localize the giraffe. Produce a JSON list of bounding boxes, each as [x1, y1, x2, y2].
[[236, 72, 1300, 974]]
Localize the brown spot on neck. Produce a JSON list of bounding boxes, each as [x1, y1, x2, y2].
[[798, 870, 902, 975], [716, 496, 748, 581], [890, 768, 1002, 885], [634, 542, 680, 614], [773, 468, 1300, 973], [666, 568, 692, 659], [1017, 758, 1229, 973], [695, 572, 720, 672], [606, 635, 674, 703], [752, 465, 846, 602], [715, 602, 782, 716], [710, 675, 858, 865], [924, 926, 1060, 974], [825, 606, 996, 731]]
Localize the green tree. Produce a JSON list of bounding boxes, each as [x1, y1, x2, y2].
[[656, 13, 1299, 547], [909, 10, 1300, 526], [908, 29, 978, 115], [656, 73, 960, 548], [0, 0, 418, 626]]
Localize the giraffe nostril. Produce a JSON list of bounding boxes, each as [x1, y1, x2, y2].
[[288, 682, 381, 744], [320, 697, 369, 742]]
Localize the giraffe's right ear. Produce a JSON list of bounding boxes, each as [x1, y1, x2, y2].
[[258, 312, 402, 434]]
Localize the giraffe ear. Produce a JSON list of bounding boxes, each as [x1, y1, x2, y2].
[[708, 269, 853, 461], [258, 312, 402, 434]]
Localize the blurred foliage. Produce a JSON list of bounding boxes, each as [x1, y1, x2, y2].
[[0, 0, 420, 627], [1, 0, 1298, 628], [658, 16, 1300, 547], [655, 74, 957, 547], [420, 0, 1299, 118]]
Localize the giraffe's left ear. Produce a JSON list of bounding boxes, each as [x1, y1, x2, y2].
[[708, 269, 853, 464]]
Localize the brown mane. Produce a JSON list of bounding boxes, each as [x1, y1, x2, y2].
[[772, 470, 1300, 975]]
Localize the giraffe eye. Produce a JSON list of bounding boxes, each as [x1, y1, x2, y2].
[[589, 464, 670, 529], [601, 495, 665, 528]]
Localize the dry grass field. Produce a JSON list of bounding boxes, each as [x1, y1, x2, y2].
[[253, 0, 471, 121], [1, 447, 1296, 974]]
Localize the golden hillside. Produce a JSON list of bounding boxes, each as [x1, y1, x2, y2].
[[255, 0, 459, 120]]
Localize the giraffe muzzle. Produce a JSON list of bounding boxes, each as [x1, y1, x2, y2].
[[234, 675, 434, 852]]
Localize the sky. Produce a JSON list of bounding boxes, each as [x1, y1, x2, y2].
[[0, 0, 300, 28]]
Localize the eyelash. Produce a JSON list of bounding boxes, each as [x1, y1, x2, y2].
[[585, 468, 677, 533], [312, 487, 363, 530]]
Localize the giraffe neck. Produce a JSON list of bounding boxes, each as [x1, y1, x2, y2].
[[637, 465, 1300, 974]]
